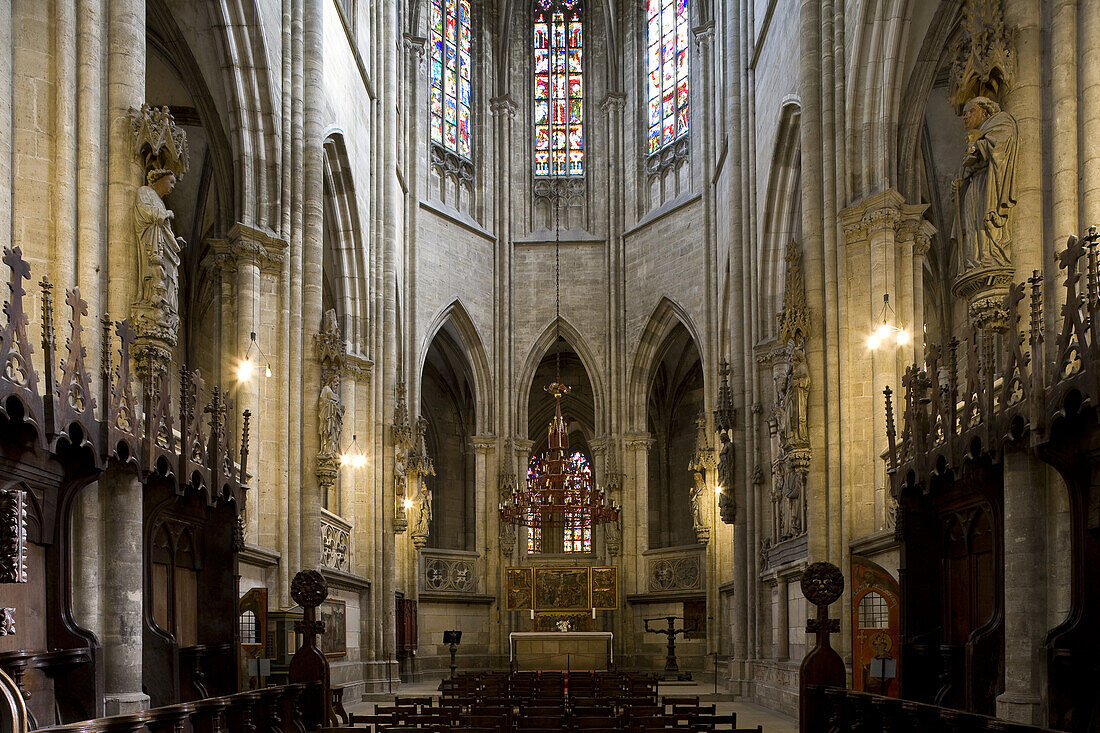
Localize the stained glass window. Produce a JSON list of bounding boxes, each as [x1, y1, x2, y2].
[[524, 452, 593, 553], [646, 0, 689, 156], [534, 0, 584, 177], [562, 451, 593, 552], [430, 0, 472, 158]]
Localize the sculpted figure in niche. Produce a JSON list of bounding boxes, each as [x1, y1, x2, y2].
[[135, 169, 185, 319], [318, 377, 344, 456], [952, 96, 1019, 271], [689, 471, 707, 531], [717, 432, 736, 523], [415, 483, 433, 536], [781, 344, 810, 445]]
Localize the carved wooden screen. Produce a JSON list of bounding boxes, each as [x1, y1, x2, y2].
[[898, 462, 1004, 716], [149, 517, 202, 648]]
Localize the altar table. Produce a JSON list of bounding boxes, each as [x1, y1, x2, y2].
[[509, 631, 614, 671]]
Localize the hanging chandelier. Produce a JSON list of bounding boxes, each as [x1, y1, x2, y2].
[[499, 380, 619, 529], [498, 181, 618, 531]]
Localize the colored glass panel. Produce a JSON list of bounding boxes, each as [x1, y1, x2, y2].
[[430, 0, 472, 159], [646, 0, 689, 155], [534, 1, 583, 177]]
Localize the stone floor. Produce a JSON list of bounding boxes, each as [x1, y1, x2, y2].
[[344, 676, 798, 732]]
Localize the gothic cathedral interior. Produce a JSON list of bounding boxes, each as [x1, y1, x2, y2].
[[0, 1, 1097, 732]]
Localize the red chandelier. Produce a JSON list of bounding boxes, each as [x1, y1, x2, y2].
[[499, 381, 619, 529]]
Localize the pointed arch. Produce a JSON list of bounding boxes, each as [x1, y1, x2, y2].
[[323, 133, 370, 353], [626, 296, 704, 430], [417, 298, 494, 434], [757, 101, 802, 339], [516, 318, 606, 438]]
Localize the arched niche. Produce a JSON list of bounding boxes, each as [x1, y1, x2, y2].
[[420, 322, 478, 550], [524, 338, 595, 555], [645, 321, 703, 549]]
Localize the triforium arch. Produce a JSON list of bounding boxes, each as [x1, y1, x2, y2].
[[757, 100, 802, 338], [418, 316, 481, 551], [626, 296, 705, 430], [417, 299, 493, 436], [516, 317, 607, 439], [322, 132, 369, 351], [644, 320, 704, 549]]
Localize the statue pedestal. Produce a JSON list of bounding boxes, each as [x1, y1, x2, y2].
[[953, 264, 1015, 328]]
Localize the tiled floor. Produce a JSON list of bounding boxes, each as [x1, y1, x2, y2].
[[344, 676, 798, 732]]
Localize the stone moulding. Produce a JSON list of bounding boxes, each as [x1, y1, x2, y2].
[[430, 143, 474, 185], [320, 509, 352, 573], [645, 547, 705, 593], [645, 137, 689, 178], [420, 550, 478, 594]]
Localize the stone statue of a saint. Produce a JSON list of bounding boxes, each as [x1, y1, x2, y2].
[[689, 472, 707, 531], [717, 433, 736, 524], [717, 432, 734, 490], [952, 96, 1019, 271], [318, 378, 344, 456], [783, 345, 810, 445], [781, 469, 804, 538], [134, 169, 185, 324], [415, 484, 432, 536]]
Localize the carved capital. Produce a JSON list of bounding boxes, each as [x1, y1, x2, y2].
[[470, 435, 496, 456], [624, 432, 653, 451], [402, 34, 427, 63], [490, 95, 518, 119], [599, 92, 627, 115]]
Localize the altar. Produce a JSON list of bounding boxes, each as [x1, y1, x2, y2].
[[509, 631, 614, 671]]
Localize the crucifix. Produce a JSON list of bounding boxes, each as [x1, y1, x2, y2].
[[644, 616, 698, 681]]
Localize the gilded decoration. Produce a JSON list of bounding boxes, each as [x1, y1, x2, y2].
[[506, 567, 534, 611], [533, 567, 590, 612], [590, 567, 618, 609]]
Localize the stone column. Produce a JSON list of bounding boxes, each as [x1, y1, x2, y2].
[[105, 0, 145, 322], [1003, 0, 1043, 279], [76, 0, 105, 368], [0, 0, 10, 255], [100, 465, 148, 713], [776, 577, 790, 661], [838, 191, 932, 540], [623, 432, 651, 667], [996, 448, 1045, 724], [300, 0, 325, 571], [470, 436, 497, 659]]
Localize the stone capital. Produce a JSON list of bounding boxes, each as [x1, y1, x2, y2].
[[470, 435, 496, 455], [839, 189, 931, 247], [342, 353, 374, 382], [692, 21, 715, 49], [624, 431, 654, 451], [209, 223, 288, 275], [599, 93, 627, 115], [588, 434, 612, 455], [490, 95, 519, 118], [403, 34, 426, 62]]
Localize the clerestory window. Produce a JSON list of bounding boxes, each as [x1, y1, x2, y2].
[[645, 0, 689, 156], [534, 0, 584, 177], [430, 0, 472, 159]]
